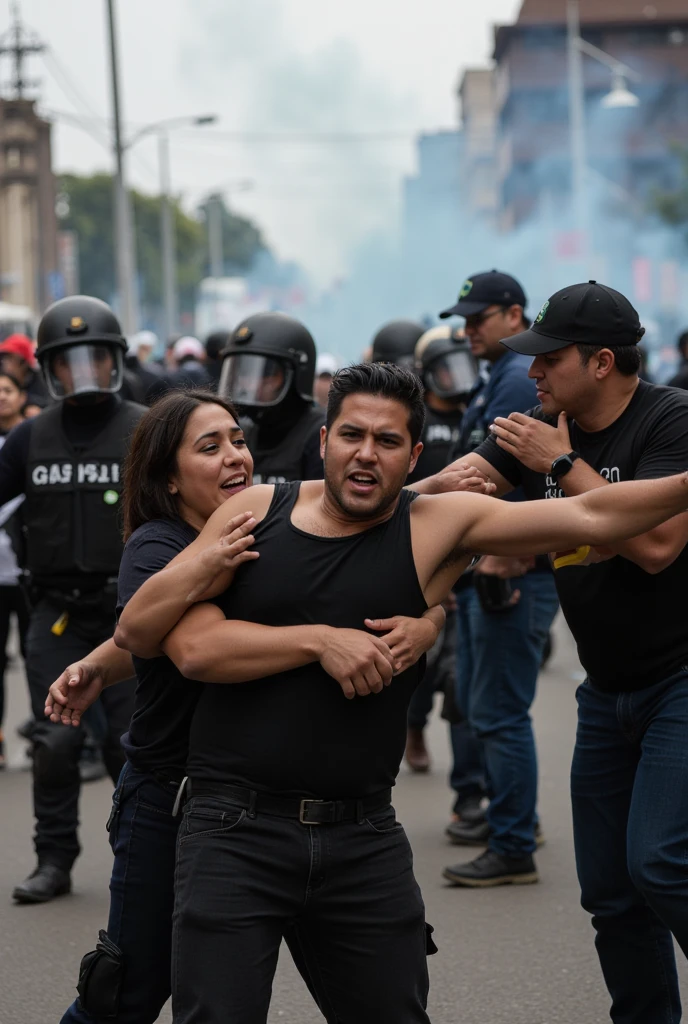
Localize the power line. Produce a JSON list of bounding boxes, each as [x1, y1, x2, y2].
[[175, 128, 419, 145]]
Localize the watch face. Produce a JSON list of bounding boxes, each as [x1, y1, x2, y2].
[[552, 455, 573, 479]]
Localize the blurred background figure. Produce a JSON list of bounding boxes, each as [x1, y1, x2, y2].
[[169, 336, 212, 389], [667, 329, 688, 390], [0, 370, 29, 769], [204, 330, 231, 387], [314, 352, 339, 408], [0, 335, 47, 416], [124, 331, 163, 406], [370, 319, 425, 370]]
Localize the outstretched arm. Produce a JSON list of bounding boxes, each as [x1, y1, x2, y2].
[[417, 473, 688, 603], [45, 639, 134, 727]]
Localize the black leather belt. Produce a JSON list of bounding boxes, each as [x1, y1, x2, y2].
[[185, 779, 392, 825]]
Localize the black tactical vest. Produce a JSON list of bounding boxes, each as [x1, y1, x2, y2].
[[25, 400, 144, 578], [407, 405, 464, 484], [243, 405, 325, 484]]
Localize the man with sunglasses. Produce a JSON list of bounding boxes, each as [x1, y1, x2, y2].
[[434, 270, 559, 886]]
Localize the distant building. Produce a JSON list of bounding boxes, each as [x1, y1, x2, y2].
[[400, 131, 464, 315], [493, 0, 688, 230], [0, 97, 59, 312], [458, 69, 499, 225]]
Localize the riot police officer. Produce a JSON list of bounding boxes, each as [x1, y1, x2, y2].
[[218, 312, 325, 483], [406, 325, 477, 485], [370, 319, 425, 370], [1, 296, 144, 904]]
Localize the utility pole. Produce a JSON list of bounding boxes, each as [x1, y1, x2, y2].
[[567, 0, 588, 252], [0, 2, 44, 98], [208, 193, 224, 279], [105, 0, 137, 334], [158, 130, 178, 340]]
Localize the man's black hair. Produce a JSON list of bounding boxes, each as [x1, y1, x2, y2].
[[326, 362, 425, 446], [577, 344, 641, 377]]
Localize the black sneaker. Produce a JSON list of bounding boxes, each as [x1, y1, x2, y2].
[[443, 848, 539, 887], [446, 820, 491, 846]]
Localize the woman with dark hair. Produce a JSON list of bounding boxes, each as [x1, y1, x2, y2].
[[55, 388, 260, 1024], [50, 386, 444, 1024]]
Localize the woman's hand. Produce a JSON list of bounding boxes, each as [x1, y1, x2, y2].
[[45, 662, 106, 727], [187, 512, 260, 602], [317, 627, 396, 699], [364, 612, 443, 675]]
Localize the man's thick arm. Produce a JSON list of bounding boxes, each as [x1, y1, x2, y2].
[[556, 459, 688, 574], [460, 474, 688, 557], [161, 603, 330, 683]]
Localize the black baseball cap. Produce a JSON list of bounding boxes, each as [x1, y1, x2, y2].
[[502, 281, 644, 357], [439, 269, 527, 319]]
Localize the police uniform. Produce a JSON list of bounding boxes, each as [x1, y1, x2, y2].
[[7, 296, 144, 904], [219, 312, 325, 483]]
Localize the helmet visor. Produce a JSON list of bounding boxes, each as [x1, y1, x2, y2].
[[219, 353, 292, 408], [425, 350, 477, 399], [43, 344, 123, 400]]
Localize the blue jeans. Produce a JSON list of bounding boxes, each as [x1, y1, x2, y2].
[[456, 574, 558, 856], [572, 671, 688, 1024], [61, 762, 180, 1024]]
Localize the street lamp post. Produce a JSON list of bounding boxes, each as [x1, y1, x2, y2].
[[566, 0, 641, 260], [105, 0, 137, 334]]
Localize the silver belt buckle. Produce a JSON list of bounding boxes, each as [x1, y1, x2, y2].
[[299, 798, 325, 824]]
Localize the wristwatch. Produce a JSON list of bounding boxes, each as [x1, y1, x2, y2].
[[550, 451, 580, 481]]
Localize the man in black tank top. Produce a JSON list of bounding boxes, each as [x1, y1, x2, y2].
[[157, 364, 688, 1024]]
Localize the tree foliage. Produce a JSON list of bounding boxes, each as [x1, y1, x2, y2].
[[652, 148, 688, 233], [57, 174, 267, 318]]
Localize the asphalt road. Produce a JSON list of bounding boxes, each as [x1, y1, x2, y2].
[[0, 615, 686, 1024]]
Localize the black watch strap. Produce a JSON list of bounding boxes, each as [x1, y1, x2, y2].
[[550, 451, 580, 481]]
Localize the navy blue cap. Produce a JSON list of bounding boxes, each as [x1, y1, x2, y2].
[[439, 270, 527, 319]]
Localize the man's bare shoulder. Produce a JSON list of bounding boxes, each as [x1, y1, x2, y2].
[[206, 484, 276, 532]]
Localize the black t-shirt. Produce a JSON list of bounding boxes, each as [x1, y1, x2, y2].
[[117, 518, 202, 773], [476, 380, 688, 692]]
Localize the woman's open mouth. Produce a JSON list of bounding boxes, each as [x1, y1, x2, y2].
[[220, 474, 248, 496]]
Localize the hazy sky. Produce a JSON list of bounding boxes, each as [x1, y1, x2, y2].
[[1, 0, 522, 285]]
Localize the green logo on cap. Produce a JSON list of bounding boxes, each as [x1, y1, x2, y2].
[[459, 279, 473, 299], [535, 299, 550, 324], [103, 490, 119, 506]]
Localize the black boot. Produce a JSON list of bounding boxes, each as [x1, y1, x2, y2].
[[12, 864, 71, 904], [443, 848, 538, 887], [446, 820, 491, 846]]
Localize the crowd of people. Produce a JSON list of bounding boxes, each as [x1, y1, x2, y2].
[[1, 273, 687, 1023]]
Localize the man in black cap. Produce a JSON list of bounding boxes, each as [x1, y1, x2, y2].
[[430, 280, 688, 1022], [434, 270, 559, 871]]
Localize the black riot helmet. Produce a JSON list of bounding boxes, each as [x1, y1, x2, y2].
[[370, 320, 425, 370], [218, 312, 316, 414], [415, 325, 478, 401], [36, 295, 126, 401]]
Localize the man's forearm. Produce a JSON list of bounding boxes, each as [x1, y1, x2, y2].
[[559, 459, 688, 570], [164, 620, 330, 683]]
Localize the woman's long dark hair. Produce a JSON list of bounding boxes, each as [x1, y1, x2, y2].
[[122, 388, 240, 542]]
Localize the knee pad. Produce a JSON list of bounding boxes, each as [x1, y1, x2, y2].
[[32, 725, 81, 788], [77, 930, 124, 1020]]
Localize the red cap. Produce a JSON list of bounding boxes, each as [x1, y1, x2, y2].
[[0, 334, 37, 368]]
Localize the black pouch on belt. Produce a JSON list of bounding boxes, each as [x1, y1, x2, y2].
[[76, 929, 124, 1020], [474, 573, 515, 613]]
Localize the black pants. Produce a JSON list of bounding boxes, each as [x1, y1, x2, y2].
[[25, 597, 136, 871], [0, 583, 29, 727], [173, 795, 433, 1024]]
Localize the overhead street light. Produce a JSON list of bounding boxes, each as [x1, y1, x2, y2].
[[567, 0, 642, 253]]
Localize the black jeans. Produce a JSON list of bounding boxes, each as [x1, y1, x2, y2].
[[25, 597, 136, 871], [0, 582, 29, 727], [173, 795, 433, 1024]]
